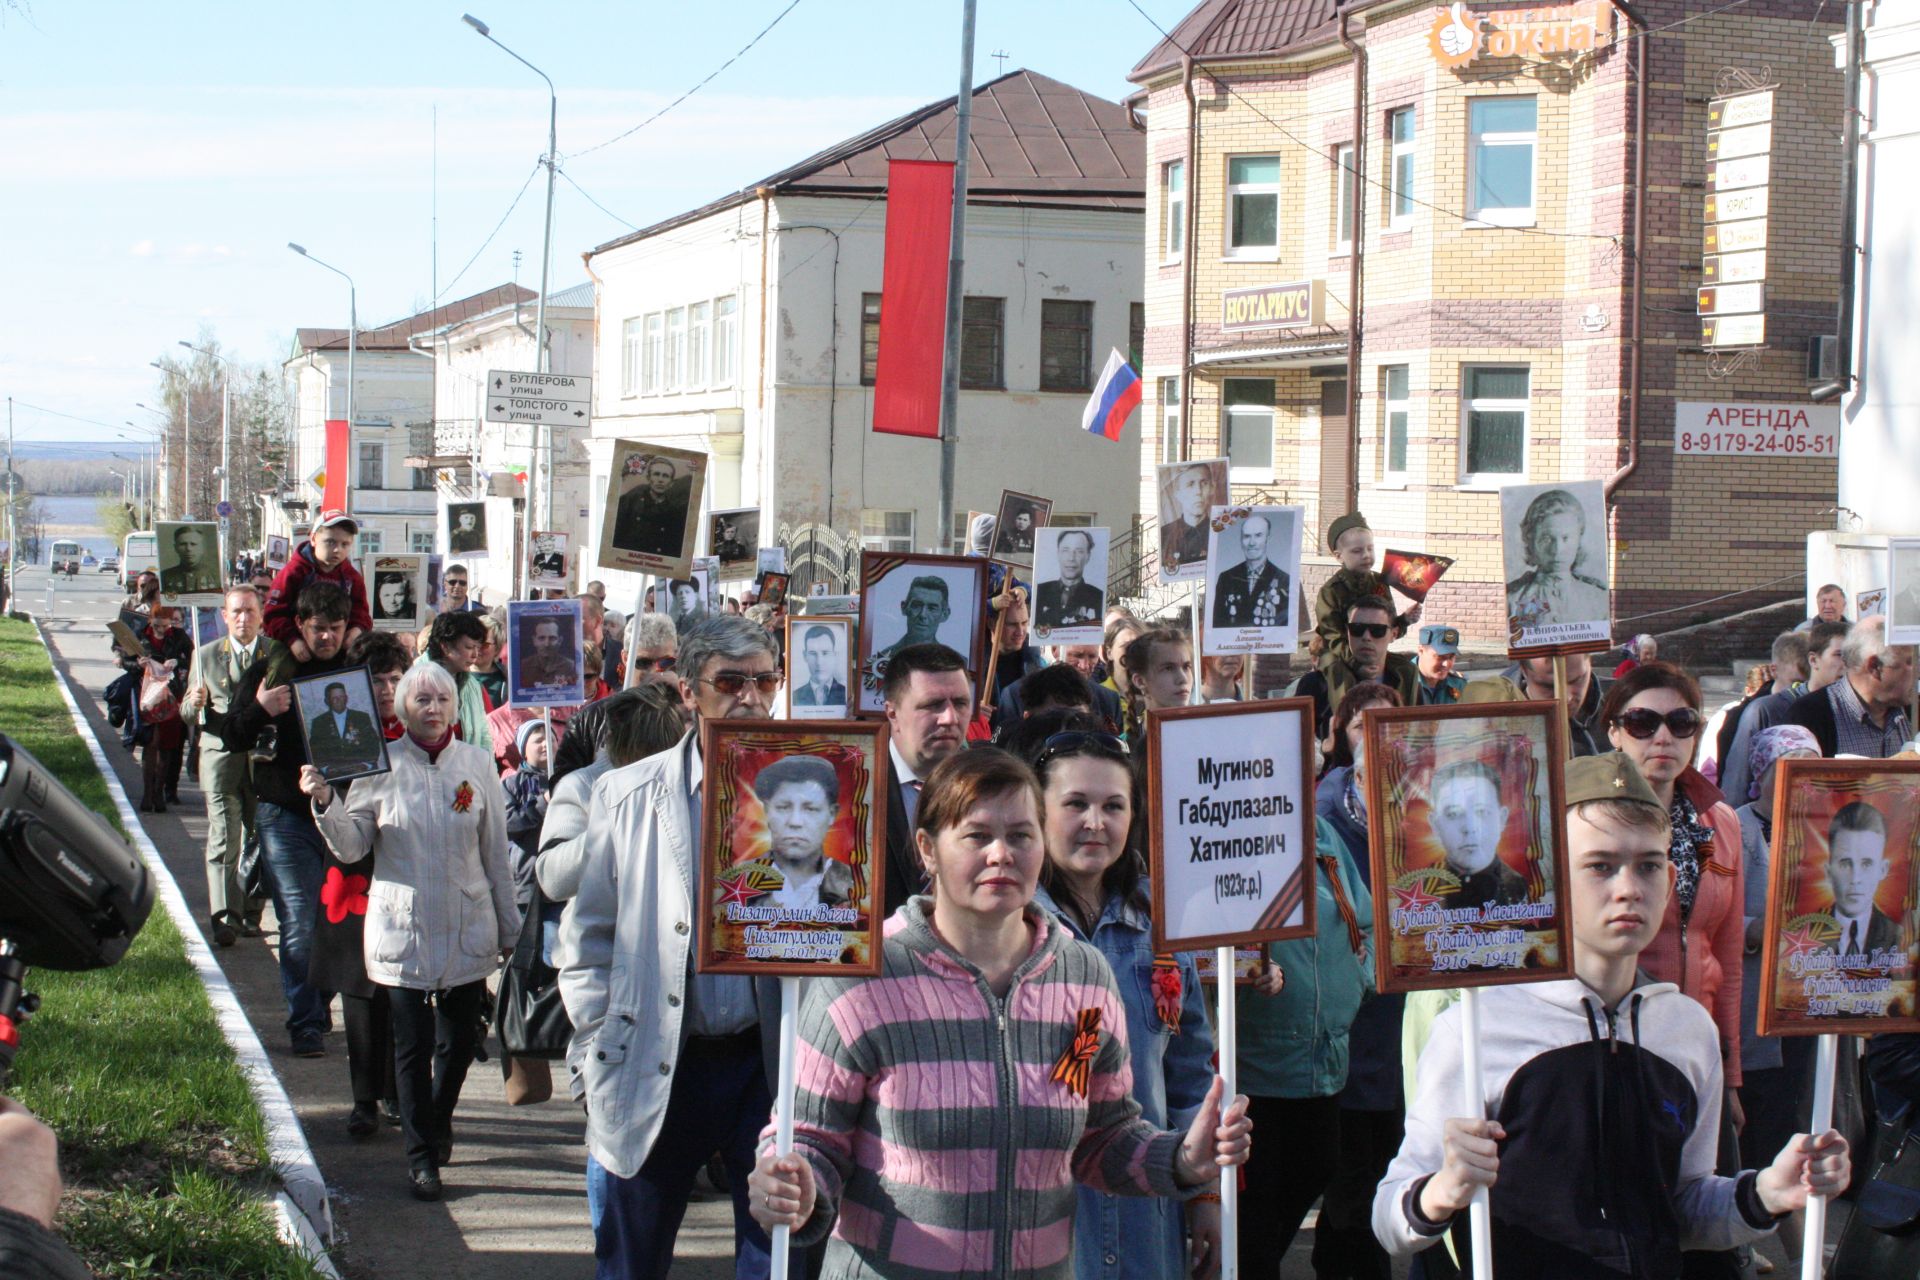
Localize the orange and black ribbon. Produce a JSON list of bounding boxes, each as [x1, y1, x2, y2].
[[1319, 854, 1365, 955], [1050, 1007, 1102, 1098], [1150, 955, 1184, 1034]]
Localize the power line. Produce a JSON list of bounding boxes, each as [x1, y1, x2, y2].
[[437, 158, 543, 303], [556, 166, 639, 231]]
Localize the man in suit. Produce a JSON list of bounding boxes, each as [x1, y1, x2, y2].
[[163, 524, 222, 596], [792, 624, 847, 710], [1212, 512, 1291, 629], [612, 456, 690, 559], [1034, 530, 1104, 633], [183, 585, 284, 947], [880, 644, 973, 914], [1431, 759, 1529, 911], [307, 682, 382, 779], [1825, 800, 1903, 963], [1159, 461, 1215, 575]]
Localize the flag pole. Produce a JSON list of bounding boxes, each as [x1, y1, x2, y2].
[[935, 0, 977, 553]]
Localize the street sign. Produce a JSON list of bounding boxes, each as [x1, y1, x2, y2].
[[1702, 314, 1767, 348], [1708, 90, 1775, 130], [216, 500, 233, 518], [1707, 155, 1770, 192], [1702, 250, 1768, 285], [1705, 188, 1769, 223], [1705, 217, 1768, 255], [484, 370, 592, 428], [1707, 122, 1772, 161], [1698, 282, 1765, 316]]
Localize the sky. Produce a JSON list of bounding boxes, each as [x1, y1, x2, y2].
[[0, 0, 1191, 449]]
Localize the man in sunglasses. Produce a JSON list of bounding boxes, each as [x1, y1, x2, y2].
[[1785, 615, 1915, 759], [440, 563, 485, 613], [1296, 596, 1419, 741], [558, 614, 798, 1279]]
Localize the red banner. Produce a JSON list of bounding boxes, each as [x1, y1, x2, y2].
[[323, 419, 350, 513], [872, 159, 955, 439]]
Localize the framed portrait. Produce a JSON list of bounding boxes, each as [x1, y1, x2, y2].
[[1859, 588, 1887, 620], [598, 439, 706, 577], [365, 554, 427, 632], [1193, 946, 1265, 985], [1759, 758, 1920, 1037], [292, 664, 391, 784], [1887, 537, 1920, 645], [1030, 526, 1110, 646], [424, 554, 443, 610], [1363, 701, 1574, 994], [709, 507, 762, 581], [155, 520, 224, 604], [192, 605, 223, 647], [801, 594, 858, 617], [787, 616, 854, 721], [1382, 549, 1455, 604], [443, 500, 491, 558], [990, 490, 1052, 564], [695, 719, 889, 978], [506, 599, 586, 708], [756, 570, 792, 605], [1146, 699, 1317, 952], [1203, 504, 1305, 657], [1156, 459, 1227, 584], [528, 531, 570, 591], [660, 564, 714, 635], [758, 544, 789, 576], [1501, 480, 1613, 654], [854, 552, 990, 716], [265, 534, 290, 568]]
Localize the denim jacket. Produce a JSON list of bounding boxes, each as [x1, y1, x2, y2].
[[1032, 885, 1215, 1280]]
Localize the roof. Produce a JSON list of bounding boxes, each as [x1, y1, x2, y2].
[[545, 282, 594, 309], [294, 283, 537, 354], [1129, 0, 1346, 84], [589, 68, 1144, 257]]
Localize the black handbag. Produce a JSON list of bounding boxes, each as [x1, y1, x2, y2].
[[1831, 1107, 1920, 1278], [493, 886, 572, 1060]]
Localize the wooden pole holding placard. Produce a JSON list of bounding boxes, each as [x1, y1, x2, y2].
[[623, 581, 648, 690], [541, 706, 553, 780], [1800, 1033, 1838, 1280], [1459, 986, 1494, 1280], [771, 975, 801, 1280], [1214, 944, 1239, 1280], [1551, 654, 1571, 758]]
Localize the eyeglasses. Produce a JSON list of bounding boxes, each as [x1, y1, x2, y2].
[[1347, 622, 1391, 639], [631, 655, 676, 672], [444, 578, 468, 588], [1612, 707, 1703, 740], [700, 671, 782, 697], [1035, 730, 1129, 768]]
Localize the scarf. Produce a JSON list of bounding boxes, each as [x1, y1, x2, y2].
[[410, 726, 455, 765]]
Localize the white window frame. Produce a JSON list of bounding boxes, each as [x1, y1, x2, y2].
[[410, 530, 436, 553], [859, 508, 915, 554], [686, 300, 710, 393], [1381, 364, 1411, 485], [1389, 108, 1416, 229], [1163, 160, 1185, 262], [1161, 375, 1182, 464], [621, 316, 642, 396], [1224, 154, 1281, 260], [1333, 144, 1356, 255], [1222, 377, 1276, 483], [713, 295, 738, 388], [642, 312, 664, 395], [1458, 365, 1531, 488], [1467, 97, 1538, 228], [357, 441, 384, 490], [664, 307, 686, 394], [359, 529, 384, 553]]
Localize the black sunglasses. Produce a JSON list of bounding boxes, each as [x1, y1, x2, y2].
[[1612, 707, 1703, 740], [1347, 622, 1391, 639], [630, 655, 676, 672], [1035, 730, 1129, 768], [700, 671, 782, 696]]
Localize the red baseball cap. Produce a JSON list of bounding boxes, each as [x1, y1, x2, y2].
[[316, 509, 359, 533]]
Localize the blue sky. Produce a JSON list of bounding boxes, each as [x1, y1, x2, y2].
[[0, 0, 1188, 447]]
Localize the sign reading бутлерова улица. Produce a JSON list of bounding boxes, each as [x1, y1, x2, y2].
[[484, 370, 592, 427]]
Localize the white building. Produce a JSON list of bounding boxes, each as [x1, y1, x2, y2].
[[582, 69, 1147, 604]]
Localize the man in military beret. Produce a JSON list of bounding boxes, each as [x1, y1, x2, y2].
[[1417, 624, 1468, 705]]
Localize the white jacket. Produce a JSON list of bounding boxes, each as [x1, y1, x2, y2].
[[315, 733, 520, 991]]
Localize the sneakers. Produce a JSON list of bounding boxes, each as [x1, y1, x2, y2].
[[347, 1102, 378, 1139], [291, 1032, 326, 1059], [409, 1168, 443, 1202]]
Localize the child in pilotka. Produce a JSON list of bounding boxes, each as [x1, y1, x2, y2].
[[1311, 512, 1419, 664], [1373, 752, 1850, 1279], [263, 509, 372, 660]]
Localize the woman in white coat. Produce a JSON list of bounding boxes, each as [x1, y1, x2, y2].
[[302, 661, 520, 1202]]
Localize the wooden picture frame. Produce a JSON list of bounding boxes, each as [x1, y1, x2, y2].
[[695, 718, 889, 978], [364, 553, 428, 632], [854, 551, 990, 716], [989, 489, 1052, 565], [597, 439, 707, 577], [1146, 698, 1318, 953], [291, 664, 392, 784], [786, 615, 854, 721]]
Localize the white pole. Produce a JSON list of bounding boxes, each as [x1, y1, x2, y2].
[[771, 974, 801, 1280], [1801, 1033, 1839, 1280], [1215, 944, 1238, 1280], [1460, 986, 1493, 1280]]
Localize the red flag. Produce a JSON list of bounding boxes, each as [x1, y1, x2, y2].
[[873, 159, 955, 438], [323, 419, 350, 513]]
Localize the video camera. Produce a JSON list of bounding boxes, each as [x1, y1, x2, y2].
[[0, 733, 154, 1086]]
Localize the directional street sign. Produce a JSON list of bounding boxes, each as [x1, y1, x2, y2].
[[484, 370, 592, 428]]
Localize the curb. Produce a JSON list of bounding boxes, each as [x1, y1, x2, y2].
[[39, 621, 341, 1278]]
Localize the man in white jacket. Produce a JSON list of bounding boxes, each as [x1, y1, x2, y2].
[[1374, 751, 1851, 1278]]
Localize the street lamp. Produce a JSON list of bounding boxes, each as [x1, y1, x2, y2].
[[288, 242, 356, 516], [150, 361, 188, 518]]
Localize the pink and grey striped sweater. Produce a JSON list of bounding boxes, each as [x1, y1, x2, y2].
[[779, 898, 1191, 1280]]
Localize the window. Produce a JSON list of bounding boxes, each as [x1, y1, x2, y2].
[[713, 295, 738, 387], [358, 530, 383, 553], [412, 465, 433, 491], [642, 312, 664, 394], [1468, 97, 1538, 226], [1051, 512, 1094, 528], [1163, 160, 1186, 259], [621, 316, 643, 395], [686, 301, 710, 392], [1223, 378, 1275, 478], [1160, 376, 1182, 464], [1129, 303, 1146, 373], [1382, 364, 1411, 478], [1333, 144, 1356, 254], [1226, 155, 1280, 256], [860, 508, 915, 554], [860, 292, 883, 386], [358, 442, 384, 490], [960, 296, 1005, 389], [664, 307, 686, 393], [410, 530, 435, 553], [1040, 299, 1093, 392], [1389, 108, 1416, 227], [1460, 366, 1530, 482]]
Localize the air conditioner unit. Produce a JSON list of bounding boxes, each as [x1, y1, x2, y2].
[[1807, 335, 1839, 381]]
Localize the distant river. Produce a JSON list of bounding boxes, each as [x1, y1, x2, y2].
[[37, 493, 121, 562]]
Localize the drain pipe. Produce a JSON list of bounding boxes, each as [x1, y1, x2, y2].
[[1181, 55, 1200, 460], [1604, 0, 1650, 501], [1338, 11, 1367, 514]]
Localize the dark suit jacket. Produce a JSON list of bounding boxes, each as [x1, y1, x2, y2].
[[793, 679, 847, 707], [1834, 907, 1902, 959], [1784, 684, 1841, 758], [882, 770, 924, 916], [1447, 858, 1531, 911], [612, 481, 689, 557], [1212, 561, 1292, 629], [308, 708, 382, 774], [1033, 579, 1104, 632], [1160, 518, 1208, 574]]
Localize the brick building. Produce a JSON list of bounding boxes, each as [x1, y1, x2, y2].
[[1128, 0, 1844, 646]]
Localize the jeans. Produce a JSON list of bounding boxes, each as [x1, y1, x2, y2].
[[388, 981, 486, 1172], [590, 1033, 775, 1280], [254, 801, 331, 1038]]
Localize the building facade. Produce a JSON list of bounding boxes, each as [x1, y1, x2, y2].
[[1131, 0, 1844, 643]]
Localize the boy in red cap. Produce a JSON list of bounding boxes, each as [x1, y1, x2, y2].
[[263, 509, 372, 660]]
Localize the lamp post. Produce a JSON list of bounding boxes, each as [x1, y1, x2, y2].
[[181, 341, 235, 560], [288, 243, 357, 517], [150, 362, 189, 519]]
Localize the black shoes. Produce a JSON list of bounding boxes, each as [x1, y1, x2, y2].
[[383, 1098, 402, 1128], [211, 919, 237, 948], [347, 1102, 378, 1138], [291, 1032, 326, 1059], [409, 1168, 442, 1202], [434, 1136, 452, 1167]]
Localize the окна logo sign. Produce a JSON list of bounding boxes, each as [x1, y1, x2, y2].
[[1430, 3, 1481, 68]]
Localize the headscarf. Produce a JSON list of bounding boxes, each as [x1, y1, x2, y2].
[[967, 513, 996, 558], [1748, 724, 1821, 801]]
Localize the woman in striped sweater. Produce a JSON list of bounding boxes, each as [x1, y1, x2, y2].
[[747, 748, 1251, 1280]]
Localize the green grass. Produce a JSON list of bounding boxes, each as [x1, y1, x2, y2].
[[0, 616, 327, 1279]]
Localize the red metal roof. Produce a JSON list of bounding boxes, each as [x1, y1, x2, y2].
[[294, 283, 537, 354], [1129, 0, 1346, 84]]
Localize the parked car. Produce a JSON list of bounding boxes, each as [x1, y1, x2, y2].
[[99, 555, 120, 574]]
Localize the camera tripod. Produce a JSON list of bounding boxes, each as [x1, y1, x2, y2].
[[0, 943, 38, 1090]]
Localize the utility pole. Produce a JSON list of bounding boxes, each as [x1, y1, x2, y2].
[[936, 0, 978, 552], [5, 397, 13, 609]]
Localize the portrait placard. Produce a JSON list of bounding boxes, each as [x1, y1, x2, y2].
[[786, 616, 853, 721], [1203, 504, 1304, 657], [1858, 588, 1887, 620], [1887, 538, 1920, 645], [758, 545, 789, 576], [1501, 480, 1612, 653], [1156, 459, 1227, 584], [659, 565, 714, 635], [990, 490, 1051, 564], [365, 554, 427, 632], [1362, 702, 1574, 994], [1147, 699, 1316, 952], [801, 594, 858, 617], [265, 534, 290, 568], [855, 552, 990, 716], [528, 531, 571, 591], [444, 500, 491, 558], [506, 599, 586, 708], [1030, 527, 1110, 645], [756, 570, 792, 605], [292, 664, 391, 784], [1759, 758, 1920, 1036], [709, 507, 761, 581], [155, 520, 224, 604], [1382, 549, 1455, 604], [192, 605, 222, 647], [598, 439, 706, 577], [696, 720, 889, 977]]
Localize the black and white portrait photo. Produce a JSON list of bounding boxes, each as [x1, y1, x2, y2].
[[1031, 526, 1110, 645], [990, 490, 1052, 563], [1501, 480, 1611, 650], [787, 616, 852, 720], [708, 507, 761, 581], [445, 501, 488, 557], [600, 440, 704, 576], [528, 531, 570, 591], [856, 553, 988, 714], [665, 568, 712, 635], [1204, 504, 1304, 657], [367, 554, 426, 631], [1888, 538, 1920, 646], [1157, 459, 1227, 584], [156, 520, 223, 602]]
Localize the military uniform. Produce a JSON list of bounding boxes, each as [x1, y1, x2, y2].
[[1033, 577, 1103, 632], [1212, 559, 1292, 629], [612, 481, 690, 557], [1159, 518, 1209, 575]]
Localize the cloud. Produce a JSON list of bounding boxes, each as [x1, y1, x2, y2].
[[129, 239, 155, 256]]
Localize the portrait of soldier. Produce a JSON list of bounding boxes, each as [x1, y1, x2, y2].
[[793, 624, 848, 710], [1507, 487, 1609, 632], [668, 577, 707, 635], [306, 680, 382, 778], [161, 523, 222, 595], [871, 574, 951, 670], [747, 755, 855, 912], [1034, 530, 1104, 631], [447, 504, 486, 555], [612, 455, 691, 558], [1430, 758, 1528, 910], [517, 615, 579, 690], [373, 571, 415, 621], [1159, 462, 1216, 575], [1212, 511, 1292, 630]]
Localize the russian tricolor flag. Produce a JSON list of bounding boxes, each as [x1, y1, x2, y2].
[[1081, 348, 1141, 442]]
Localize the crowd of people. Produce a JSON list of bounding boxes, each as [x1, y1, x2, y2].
[[45, 503, 1907, 1280]]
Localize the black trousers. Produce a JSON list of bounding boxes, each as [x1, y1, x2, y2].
[[343, 988, 396, 1107], [1241, 1094, 1342, 1279], [388, 981, 485, 1172], [1312, 1105, 1403, 1280]]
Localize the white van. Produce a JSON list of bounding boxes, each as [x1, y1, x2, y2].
[[121, 531, 158, 588]]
